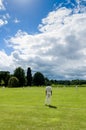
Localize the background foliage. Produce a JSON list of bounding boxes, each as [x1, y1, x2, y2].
[[0, 67, 86, 87]]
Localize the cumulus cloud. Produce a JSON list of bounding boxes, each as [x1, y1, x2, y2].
[[4, 3, 86, 79], [0, 50, 15, 72]]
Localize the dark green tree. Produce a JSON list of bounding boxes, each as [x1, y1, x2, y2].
[[45, 77, 50, 85], [14, 67, 25, 87], [27, 67, 32, 86], [8, 76, 19, 87], [33, 72, 45, 86], [71, 79, 80, 85], [0, 79, 5, 87], [0, 71, 10, 86]]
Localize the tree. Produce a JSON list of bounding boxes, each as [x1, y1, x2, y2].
[[45, 77, 50, 85], [8, 76, 19, 87], [27, 67, 32, 86], [14, 67, 25, 87], [0, 71, 10, 86], [71, 79, 80, 85], [0, 79, 5, 87], [33, 72, 45, 86]]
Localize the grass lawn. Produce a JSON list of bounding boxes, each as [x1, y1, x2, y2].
[[0, 86, 86, 130]]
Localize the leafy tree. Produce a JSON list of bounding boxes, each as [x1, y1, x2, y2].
[[27, 67, 32, 86], [14, 67, 25, 87], [45, 77, 50, 85], [8, 76, 19, 87], [0, 79, 5, 86], [33, 72, 45, 86], [71, 79, 80, 85], [0, 71, 10, 86]]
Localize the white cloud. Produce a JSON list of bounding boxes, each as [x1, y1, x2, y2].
[[0, 13, 10, 27], [0, 0, 5, 10], [0, 50, 15, 72], [39, 7, 72, 32], [3, 13, 10, 19], [0, 19, 8, 27], [4, 5, 86, 79], [13, 18, 20, 23]]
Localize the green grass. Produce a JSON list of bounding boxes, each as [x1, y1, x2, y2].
[[0, 86, 86, 130]]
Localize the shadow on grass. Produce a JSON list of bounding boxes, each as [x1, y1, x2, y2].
[[45, 104, 57, 109], [49, 105, 57, 109]]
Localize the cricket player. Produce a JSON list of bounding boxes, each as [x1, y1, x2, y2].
[[45, 85, 52, 106]]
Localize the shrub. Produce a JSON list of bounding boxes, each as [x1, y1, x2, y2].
[[8, 76, 19, 87]]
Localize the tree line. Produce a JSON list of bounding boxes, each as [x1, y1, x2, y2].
[[0, 67, 86, 87], [0, 67, 47, 87]]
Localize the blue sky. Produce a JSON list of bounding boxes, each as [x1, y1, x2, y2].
[[0, 0, 59, 53], [0, 0, 86, 80]]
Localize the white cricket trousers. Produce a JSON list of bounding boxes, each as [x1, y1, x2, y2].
[[45, 93, 51, 105]]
